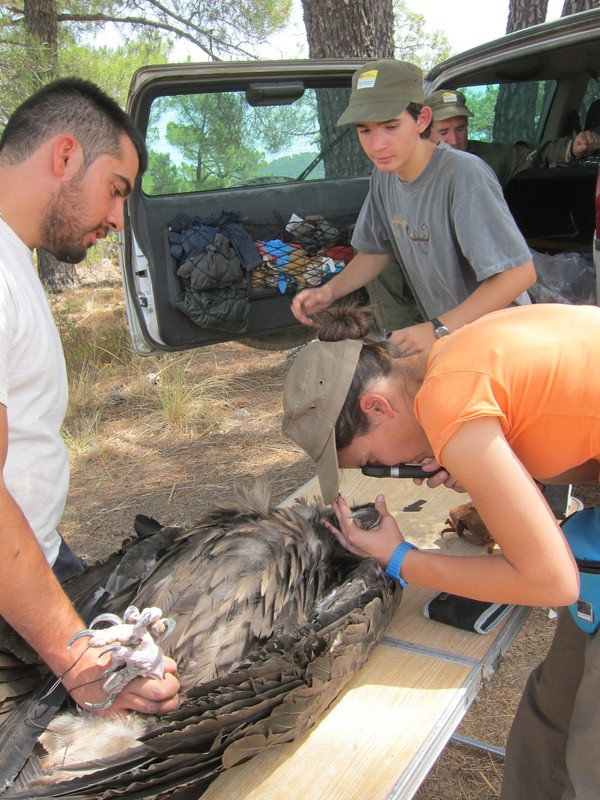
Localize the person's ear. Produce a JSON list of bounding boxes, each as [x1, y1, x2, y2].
[[52, 135, 83, 178], [359, 393, 394, 419], [417, 105, 432, 134]]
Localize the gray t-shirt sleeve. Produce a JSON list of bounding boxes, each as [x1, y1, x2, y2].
[[351, 171, 396, 255], [450, 158, 532, 281], [353, 150, 531, 280]]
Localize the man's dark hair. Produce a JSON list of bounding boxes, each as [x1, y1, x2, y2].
[[406, 102, 432, 139], [0, 78, 148, 174]]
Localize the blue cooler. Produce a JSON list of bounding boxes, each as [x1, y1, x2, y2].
[[561, 508, 600, 634]]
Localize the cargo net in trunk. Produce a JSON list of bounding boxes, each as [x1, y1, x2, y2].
[[168, 210, 356, 336], [251, 213, 355, 292]]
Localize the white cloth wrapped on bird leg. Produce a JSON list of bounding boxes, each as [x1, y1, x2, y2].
[[68, 605, 175, 709]]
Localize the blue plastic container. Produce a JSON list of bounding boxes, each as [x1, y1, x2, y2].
[[561, 508, 600, 634]]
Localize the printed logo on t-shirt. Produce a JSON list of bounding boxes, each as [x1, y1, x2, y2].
[[391, 214, 430, 253]]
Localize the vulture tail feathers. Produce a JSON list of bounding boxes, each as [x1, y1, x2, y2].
[[0, 678, 66, 791]]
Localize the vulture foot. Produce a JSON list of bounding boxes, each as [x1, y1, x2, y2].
[[67, 605, 176, 709]]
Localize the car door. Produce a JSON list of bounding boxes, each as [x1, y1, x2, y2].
[[119, 60, 374, 355]]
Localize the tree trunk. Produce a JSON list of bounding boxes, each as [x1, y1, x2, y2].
[[37, 249, 79, 293], [493, 0, 549, 142], [506, 0, 549, 32], [302, 0, 394, 59], [23, 0, 58, 72], [23, 0, 77, 292], [301, 0, 394, 178], [562, 0, 600, 13], [372, 0, 395, 60]]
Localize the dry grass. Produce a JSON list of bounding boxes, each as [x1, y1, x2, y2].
[[55, 254, 316, 564], [54, 253, 586, 798]]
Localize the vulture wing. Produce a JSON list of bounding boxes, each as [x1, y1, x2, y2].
[[0, 484, 401, 799]]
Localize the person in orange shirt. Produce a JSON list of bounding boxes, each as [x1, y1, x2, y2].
[[282, 302, 600, 800]]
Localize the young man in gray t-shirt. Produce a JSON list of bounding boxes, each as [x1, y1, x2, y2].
[[290, 59, 535, 353]]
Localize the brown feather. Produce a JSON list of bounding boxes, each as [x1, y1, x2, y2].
[[0, 483, 401, 798]]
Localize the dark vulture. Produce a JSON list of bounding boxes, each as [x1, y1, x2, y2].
[[0, 483, 400, 799]]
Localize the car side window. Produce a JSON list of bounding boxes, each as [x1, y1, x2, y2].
[[142, 87, 373, 196], [461, 80, 557, 145], [579, 77, 600, 131]]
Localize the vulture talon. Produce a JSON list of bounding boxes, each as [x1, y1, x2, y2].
[[98, 645, 122, 661], [89, 612, 123, 628], [133, 609, 153, 634], [123, 605, 139, 623], [101, 668, 130, 694], [84, 693, 120, 711], [66, 629, 96, 650], [161, 618, 176, 641]]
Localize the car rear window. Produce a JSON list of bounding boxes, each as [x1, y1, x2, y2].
[[142, 86, 373, 196]]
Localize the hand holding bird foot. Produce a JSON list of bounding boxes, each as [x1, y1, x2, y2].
[[67, 605, 176, 709]]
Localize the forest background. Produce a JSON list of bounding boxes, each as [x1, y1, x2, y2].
[[1, 0, 597, 286]]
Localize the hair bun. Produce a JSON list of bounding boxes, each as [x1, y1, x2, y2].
[[312, 303, 372, 342]]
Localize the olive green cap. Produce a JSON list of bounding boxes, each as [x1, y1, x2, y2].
[[282, 338, 363, 505], [425, 89, 473, 121], [337, 59, 424, 126]]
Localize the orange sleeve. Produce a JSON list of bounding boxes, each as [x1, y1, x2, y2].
[[415, 370, 510, 463]]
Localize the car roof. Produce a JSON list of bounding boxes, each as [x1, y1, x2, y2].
[[424, 7, 600, 91]]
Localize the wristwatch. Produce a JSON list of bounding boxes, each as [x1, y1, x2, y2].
[[430, 317, 449, 339]]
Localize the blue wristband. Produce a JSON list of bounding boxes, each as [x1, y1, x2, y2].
[[385, 541, 418, 587]]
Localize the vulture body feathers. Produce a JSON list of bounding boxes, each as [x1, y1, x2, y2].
[[0, 484, 401, 799]]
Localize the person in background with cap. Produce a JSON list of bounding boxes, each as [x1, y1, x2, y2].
[[282, 301, 600, 800], [290, 59, 536, 352], [427, 88, 600, 188]]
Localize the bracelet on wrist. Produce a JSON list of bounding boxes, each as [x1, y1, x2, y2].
[[385, 541, 418, 587]]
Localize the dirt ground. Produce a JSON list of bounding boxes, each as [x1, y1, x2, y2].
[[61, 340, 316, 563], [56, 262, 596, 799]]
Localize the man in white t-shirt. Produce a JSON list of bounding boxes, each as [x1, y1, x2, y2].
[[0, 79, 179, 716]]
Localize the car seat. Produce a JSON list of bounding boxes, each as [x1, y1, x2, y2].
[[584, 98, 600, 132]]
